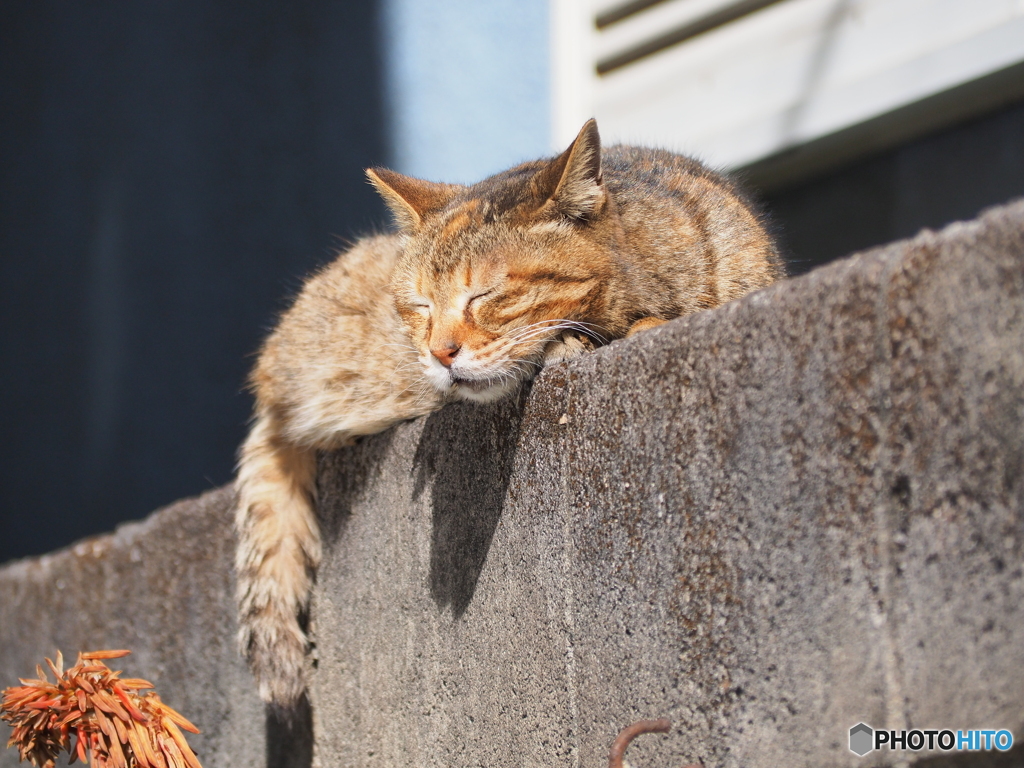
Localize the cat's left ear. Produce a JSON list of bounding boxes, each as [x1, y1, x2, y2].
[[533, 118, 605, 221], [366, 168, 463, 230]]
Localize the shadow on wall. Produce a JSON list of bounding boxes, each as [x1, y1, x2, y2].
[[278, 389, 528, 768], [414, 391, 528, 618], [314, 386, 526, 619], [265, 696, 313, 768]]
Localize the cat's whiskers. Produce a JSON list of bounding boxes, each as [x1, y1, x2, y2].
[[502, 331, 563, 347], [507, 318, 610, 337], [501, 325, 588, 349], [505, 318, 563, 335], [379, 341, 420, 353], [460, 319, 604, 380], [458, 320, 609, 375], [504, 325, 569, 345], [505, 319, 575, 340], [389, 378, 434, 402], [506, 318, 610, 345], [555, 320, 610, 344], [387, 360, 427, 380], [504, 330, 556, 346]]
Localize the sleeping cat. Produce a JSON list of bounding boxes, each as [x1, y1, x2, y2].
[[235, 119, 783, 707]]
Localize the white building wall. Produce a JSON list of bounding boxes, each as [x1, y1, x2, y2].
[[554, 0, 1024, 173]]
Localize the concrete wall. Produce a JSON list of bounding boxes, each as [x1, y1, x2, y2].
[[3, 200, 1023, 768]]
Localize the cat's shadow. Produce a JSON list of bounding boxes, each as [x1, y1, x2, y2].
[[316, 386, 527, 619], [264, 696, 313, 768], [413, 387, 528, 618], [317, 428, 399, 548]]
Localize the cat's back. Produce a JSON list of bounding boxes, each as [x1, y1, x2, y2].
[[602, 145, 752, 215], [602, 144, 783, 306]]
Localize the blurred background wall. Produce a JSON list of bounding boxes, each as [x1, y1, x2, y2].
[[1, 1, 390, 563], [1, 0, 1022, 563], [382, 0, 550, 182]]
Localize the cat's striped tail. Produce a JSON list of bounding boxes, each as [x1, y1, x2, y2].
[[234, 411, 319, 707]]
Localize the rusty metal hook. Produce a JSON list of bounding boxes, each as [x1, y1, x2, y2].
[[608, 719, 701, 768]]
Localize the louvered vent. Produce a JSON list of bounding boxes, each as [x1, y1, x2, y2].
[[552, 0, 1024, 185]]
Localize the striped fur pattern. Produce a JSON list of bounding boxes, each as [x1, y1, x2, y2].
[[373, 119, 782, 405], [235, 120, 783, 707]]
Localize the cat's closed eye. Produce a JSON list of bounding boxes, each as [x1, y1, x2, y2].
[[410, 299, 432, 316], [464, 289, 495, 317]]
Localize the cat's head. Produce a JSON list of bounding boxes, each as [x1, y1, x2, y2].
[[367, 120, 619, 403]]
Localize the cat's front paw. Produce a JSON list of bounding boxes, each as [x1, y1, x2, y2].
[[626, 317, 667, 336], [543, 332, 596, 365]]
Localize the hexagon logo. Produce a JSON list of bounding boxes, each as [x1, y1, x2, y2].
[[849, 723, 874, 756]]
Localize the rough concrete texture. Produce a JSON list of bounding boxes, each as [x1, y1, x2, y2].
[[311, 201, 1024, 768], [3, 201, 1023, 768]]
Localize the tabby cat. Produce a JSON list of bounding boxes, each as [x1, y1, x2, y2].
[[235, 119, 783, 707]]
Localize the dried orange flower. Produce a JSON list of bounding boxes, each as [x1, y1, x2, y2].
[[1, 650, 202, 768]]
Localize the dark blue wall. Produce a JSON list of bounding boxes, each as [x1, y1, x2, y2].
[[0, 1, 388, 562], [766, 99, 1024, 274]]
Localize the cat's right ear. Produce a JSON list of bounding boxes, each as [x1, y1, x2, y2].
[[366, 168, 462, 230], [532, 118, 605, 221]]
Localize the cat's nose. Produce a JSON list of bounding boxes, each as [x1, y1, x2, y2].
[[430, 344, 460, 367]]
